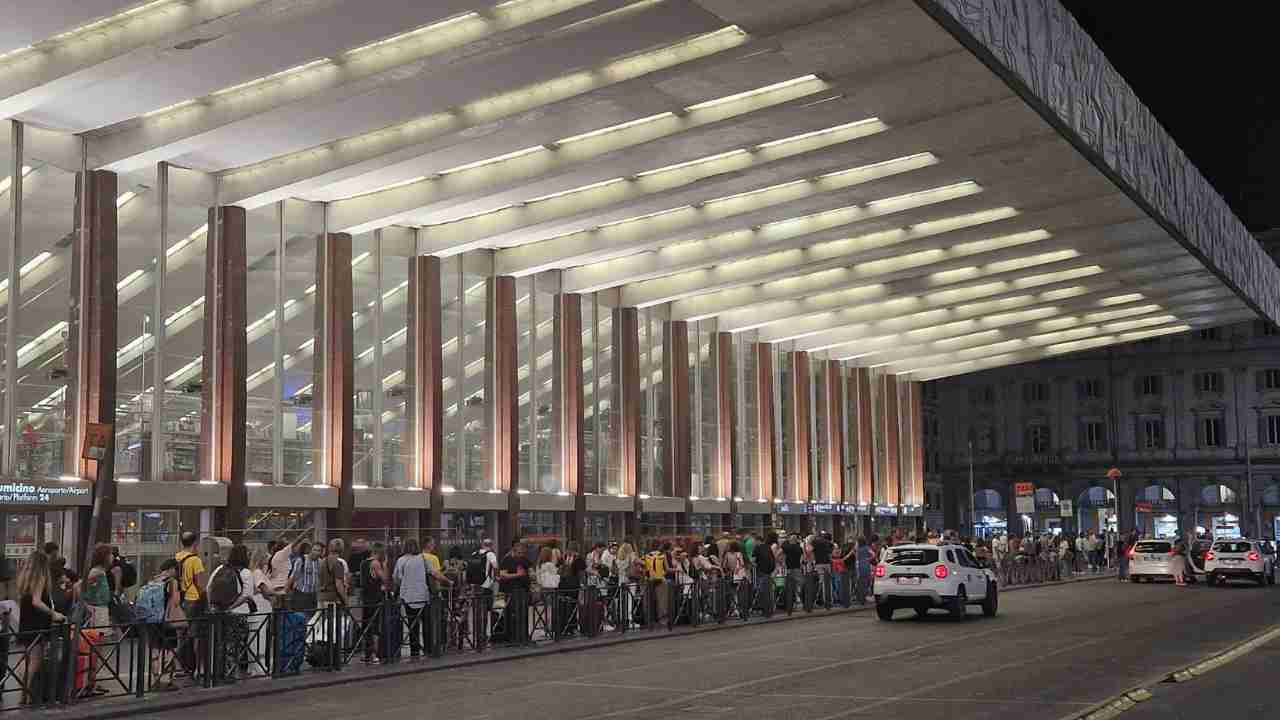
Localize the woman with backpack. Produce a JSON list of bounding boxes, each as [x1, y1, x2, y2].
[[207, 544, 255, 682], [135, 559, 182, 690]]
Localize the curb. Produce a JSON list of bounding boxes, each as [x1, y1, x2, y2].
[[1058, 622, 1280, 720], [33, 572, 1116, 720]]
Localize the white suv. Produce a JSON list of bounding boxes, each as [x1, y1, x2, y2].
[[873, 543, 998, 620], [1204, 539, 1276, 587]]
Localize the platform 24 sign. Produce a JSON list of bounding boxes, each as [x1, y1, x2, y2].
[[0, 481, 91, 505]]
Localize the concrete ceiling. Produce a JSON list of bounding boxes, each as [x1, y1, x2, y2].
[[0, 0, 1268, 391]]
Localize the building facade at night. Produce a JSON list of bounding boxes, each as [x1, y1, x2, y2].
[[926, 317, 1280, 541], [1, 0, 1278, 575]]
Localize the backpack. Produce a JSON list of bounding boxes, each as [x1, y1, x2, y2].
[[643, 552, 667, 581], [465, 550, 490, 586], [208, 565, 242, 611], [116, 559, 138, 589], [361, 557, 378, 592], [135, 579, 169, 624]]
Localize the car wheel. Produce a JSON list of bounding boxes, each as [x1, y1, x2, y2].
[[981, 583, 998, 617], [949, 586, 967, 619], [1206, 574, 1217, 587], [876, 603, 895, 621], [1257, 573, 1268, 587], [913, 607, 928, 619]]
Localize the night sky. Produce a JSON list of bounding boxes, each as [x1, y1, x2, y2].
[[1060, 3, 1279, 233]]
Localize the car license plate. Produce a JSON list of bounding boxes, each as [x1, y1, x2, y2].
[[1144, 555, 1159, 561], [896, 577, 921, 585], [1224, 559, 1240, 564]]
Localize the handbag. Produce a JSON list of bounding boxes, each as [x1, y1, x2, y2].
[[69, 600, 92, 628], [109, 592, 137, 625]]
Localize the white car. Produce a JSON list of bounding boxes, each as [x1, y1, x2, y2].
[[1205, 539, 1276, 587], [873, 543, 997, 620], [1128, 539, 1178, 582]]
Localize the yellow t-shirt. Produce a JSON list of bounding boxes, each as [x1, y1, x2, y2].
[[422, 552, 442, 576], [175, 550, 206, 602]]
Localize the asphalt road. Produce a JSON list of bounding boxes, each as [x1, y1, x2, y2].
[[160, 578, 1280, 720], [1125, 632, 1280, 719]]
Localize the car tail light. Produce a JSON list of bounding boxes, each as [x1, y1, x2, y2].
[[933, 564, 949, 579], [1127, 547, 1136, 558], [874, 565, 886, 578], [1248, 551, 1261, 562], [1204, 551, 1215, 561]]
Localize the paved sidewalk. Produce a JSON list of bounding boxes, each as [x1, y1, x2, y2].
[[24, 571, 1117, 720]]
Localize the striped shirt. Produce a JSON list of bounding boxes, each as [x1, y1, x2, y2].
[[289, 556, 319, 594]]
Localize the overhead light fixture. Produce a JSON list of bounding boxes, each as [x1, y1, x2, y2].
[[685, 75, 821, 112], [555, 112, 677, 145], [438, 145, 546, 175], [116, 191, 137, 208]]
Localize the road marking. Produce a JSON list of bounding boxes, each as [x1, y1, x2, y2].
[[548, 681, 1093, 706], [808, 636, 1108, 720], [573, 612, 1077, 720]]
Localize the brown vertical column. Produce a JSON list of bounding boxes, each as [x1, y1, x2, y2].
[[556, 293, 586, 542], [612, 307, 640, 536], [754, 343, 776, 502], [904, 381, 925, 508], [70, 170, 118, 564], [789, 351, 811, 503], [713, 332, 735, 502], [200, 205, 248, 536], [407, 256, 443, 530], [316, 232, 355, 535], [823, 361, 845, 503], [853, 368, 874, 506], [487, 276, 520, 549], [664, 322, 691, 533], [881, 373, 901, 508]]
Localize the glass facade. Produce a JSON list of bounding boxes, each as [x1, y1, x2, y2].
[[0, 137, 934, 547]]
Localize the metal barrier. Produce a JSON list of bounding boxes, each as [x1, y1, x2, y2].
[[0, 560, 1090, 711]]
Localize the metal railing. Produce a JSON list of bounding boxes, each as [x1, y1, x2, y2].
[[0, 560, 1085, 711]]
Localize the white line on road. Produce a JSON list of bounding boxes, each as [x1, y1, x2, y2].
[[572, 611, 1078, 720]]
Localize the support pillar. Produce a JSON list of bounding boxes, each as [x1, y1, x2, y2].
[[201, 205, 248, 537], [488, 277, 519, 550], [788, 351, 811, 503], [407, 256, 443, 532], [853, 368, 874, 507], [612, 308, 640, 538], [70, 170, 118, 566], [713, 332, 735, 502], [881, 373, 902, 508], [903, 380, 925, 508], [316, 232, 354, 536], [755, 343, 776, 503], [555, 293, 586, 543], [664, 321, 691, 532], [821, 360, 845, 504]]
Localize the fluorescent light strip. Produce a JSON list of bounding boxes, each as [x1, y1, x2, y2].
[[555, 112, 677, 145], [0, 166, 34, 194], [116, 191, 137, 208], [634, 148, 749, 178], [208, 58, 332, 98], [685, 75, 820, 112], [525, 177, 626, 204], [116, 269, 145, 290], [438, 145, 546, 175], [755, 118, 884, 149], [344, 11, 482, 56]]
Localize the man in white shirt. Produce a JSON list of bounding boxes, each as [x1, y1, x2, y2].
[[269, 538, 297, 608], [479, 538, 498, 594]]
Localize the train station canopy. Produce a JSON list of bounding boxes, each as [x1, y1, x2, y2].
[[3, 0, 1277, 381]]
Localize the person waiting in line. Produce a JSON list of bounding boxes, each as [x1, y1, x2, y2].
[[286, 541, 319, 612], [393, 538, 430, 658], [17, 551, 65, 705], [80, 543, 115, 635], [361, 542, 390, 664], [498, 541, 532, 643]]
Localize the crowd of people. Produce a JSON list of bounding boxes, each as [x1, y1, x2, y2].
[[7, 524, 1120, 707]]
